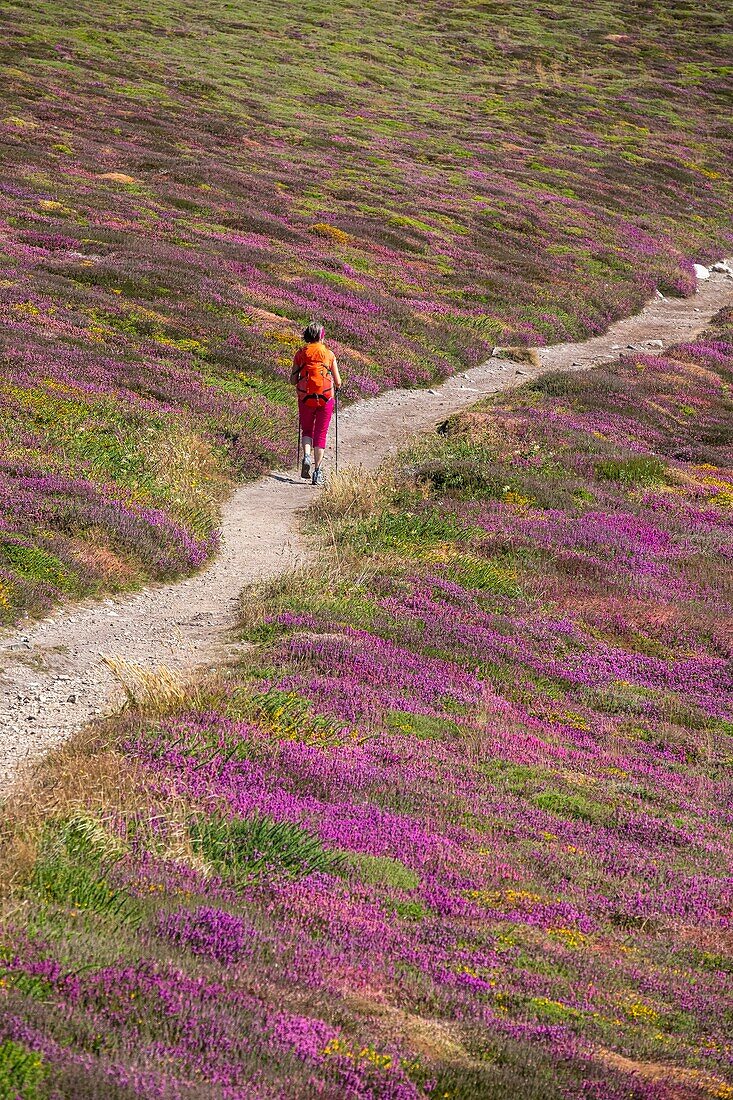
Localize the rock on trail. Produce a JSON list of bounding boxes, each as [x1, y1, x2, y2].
[[1, 267, 731, 788]]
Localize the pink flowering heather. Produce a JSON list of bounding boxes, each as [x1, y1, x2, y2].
[[0, 0, 732, 618], [2, 312, 732, 1097]]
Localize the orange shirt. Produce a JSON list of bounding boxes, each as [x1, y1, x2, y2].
[[293, 342, 336, 373]]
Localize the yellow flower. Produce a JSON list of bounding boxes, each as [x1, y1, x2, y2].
[[626, 1001, 659, 1022], [310, 222, 351, 244], [0, 580, 13, 615], [549, 927, 587, 949], [502, 489, 533, 508], [4, 115, 37, 128], [682, 160, 722, 180]]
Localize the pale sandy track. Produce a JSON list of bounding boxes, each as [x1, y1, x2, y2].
[[1, 270, 731, 787]]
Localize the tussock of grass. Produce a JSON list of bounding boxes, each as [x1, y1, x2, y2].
[[344, 852, 421, 891], [191, 814, 344, 885], [307, 466, 389, 523], [492, 346, 542, 368], [0, 726, 141, 901], [103, 657, 197, 715]]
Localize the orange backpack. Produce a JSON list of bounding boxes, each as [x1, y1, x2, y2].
[[295, 343, 335, 404]]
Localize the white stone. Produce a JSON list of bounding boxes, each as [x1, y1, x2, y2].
[[694, 263, 711, 280]]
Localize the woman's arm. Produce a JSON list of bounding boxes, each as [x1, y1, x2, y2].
[[332, 359, 342, 390]]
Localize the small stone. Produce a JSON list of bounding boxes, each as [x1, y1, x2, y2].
[[694, 263, 711, 280], [67, 693, 78, 703]]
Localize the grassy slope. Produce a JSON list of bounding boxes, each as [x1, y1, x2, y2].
[[1, 312, 731, 1098], [1, 0, 733, 617]]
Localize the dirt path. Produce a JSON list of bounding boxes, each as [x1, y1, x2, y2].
[[1, 270, 731, 787]]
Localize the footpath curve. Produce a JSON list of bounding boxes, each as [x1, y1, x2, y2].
[[1, 270, 731, 787]]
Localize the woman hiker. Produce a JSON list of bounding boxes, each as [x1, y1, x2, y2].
[[290, 322, 342, 486]]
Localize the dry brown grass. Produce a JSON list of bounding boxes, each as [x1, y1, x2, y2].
[[341, 991, 477, 1067], [492, 345, 542, 368], [149, 426, 227, 532], [307, 465, 390, 524], [0, 716, 209, 910], [66, 534, 142, 586], [0, 720, 142, 901], [594, 1047, 733, 1098], [0, 661, 219, 906], [97, 171, 137, 184], [105, 657, 196, 714]]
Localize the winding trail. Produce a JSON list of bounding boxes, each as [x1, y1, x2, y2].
[[1, 271, 731, 787]]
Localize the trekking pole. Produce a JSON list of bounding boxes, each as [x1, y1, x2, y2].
[[297, 422, 301, 470], [335, 390, 339, 475]]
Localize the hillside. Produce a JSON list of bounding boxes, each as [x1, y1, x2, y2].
[[1, 0, 733, 617], [1, 310, 732, 1098]]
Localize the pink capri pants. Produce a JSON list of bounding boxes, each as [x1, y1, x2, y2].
[[298, 398, 334, 449]]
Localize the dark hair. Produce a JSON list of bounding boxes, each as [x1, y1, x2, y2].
[[303, 321, 324, 343]]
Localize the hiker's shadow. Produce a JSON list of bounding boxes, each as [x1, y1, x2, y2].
[[270, 473, 303, 485]]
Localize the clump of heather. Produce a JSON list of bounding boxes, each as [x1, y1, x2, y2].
[[2, 312, 732, 1097], [1, 0, 732, 616]]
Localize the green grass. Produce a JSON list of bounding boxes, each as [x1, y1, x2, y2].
[[532, 790, 608, 825], [0, 1041, 47, 1100], [594, 456, 670, 486], [344, 852, 421, 892], [190, 813, 345, 884]]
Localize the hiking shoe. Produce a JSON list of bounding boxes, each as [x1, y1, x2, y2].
[[311, 465, 326, 487], [300, 454, 312, 480]]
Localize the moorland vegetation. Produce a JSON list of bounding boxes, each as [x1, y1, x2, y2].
[[1, 309, 732, 1098], [1, 0, 732, 616]]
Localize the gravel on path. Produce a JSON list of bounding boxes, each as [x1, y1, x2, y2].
[[1, 269, 731, 787]]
